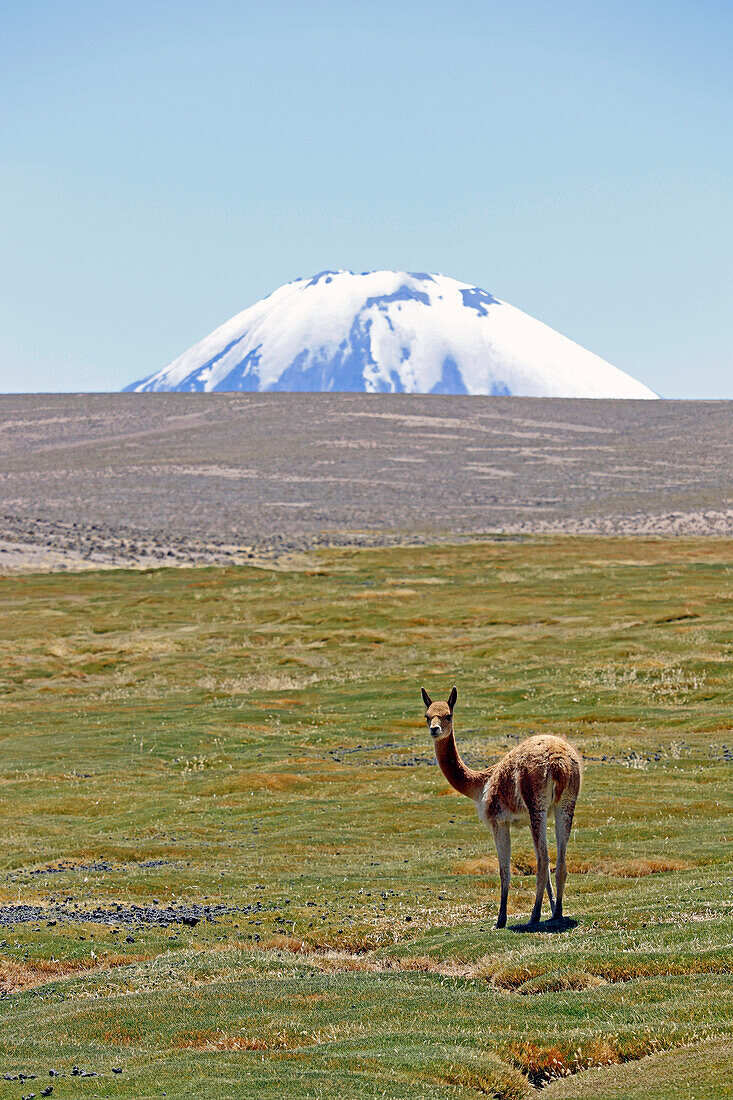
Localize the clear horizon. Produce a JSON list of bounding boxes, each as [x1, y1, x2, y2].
[[1, 1, 731, 398]]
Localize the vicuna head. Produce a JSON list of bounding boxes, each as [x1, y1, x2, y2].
[[421, 686, 457, 740]]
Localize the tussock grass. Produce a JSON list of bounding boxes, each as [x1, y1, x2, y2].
[[174, 1028, 303, 1052], [566, 856, 692, 876], [543, 1038, 733, 1098], [428, 1051, 530, 1099], [0, 537, 731, 1097], [0, 952, 136, 992]]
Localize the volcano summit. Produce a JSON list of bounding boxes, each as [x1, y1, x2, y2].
[[126, 270, 656, 398]]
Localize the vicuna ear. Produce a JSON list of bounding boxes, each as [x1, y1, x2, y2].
[[448, 686, 457, 711], [421, 687, 432, 709]]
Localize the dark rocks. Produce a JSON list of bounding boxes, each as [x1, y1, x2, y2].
[[328, 743, 435, 769], [0, 901, 235, 929], [7, 858, 176, 882]]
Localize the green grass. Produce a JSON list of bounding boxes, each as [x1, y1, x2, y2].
[[0, 537, 731, 1098]]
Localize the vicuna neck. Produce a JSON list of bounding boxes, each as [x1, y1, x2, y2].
[[434, 730, 487, 801]]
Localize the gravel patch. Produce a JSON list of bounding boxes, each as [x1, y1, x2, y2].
[[0, 902, 235, 928]]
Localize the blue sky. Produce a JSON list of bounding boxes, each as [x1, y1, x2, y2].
[[1, 0, 731, 396]]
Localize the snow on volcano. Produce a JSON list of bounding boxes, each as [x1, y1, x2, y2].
[[125, 270, 657, 398]]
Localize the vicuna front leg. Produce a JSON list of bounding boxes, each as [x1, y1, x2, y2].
[[491, 821, 511, 929]]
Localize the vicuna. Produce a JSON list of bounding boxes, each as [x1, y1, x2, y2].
[[421, 686, 582, 928]]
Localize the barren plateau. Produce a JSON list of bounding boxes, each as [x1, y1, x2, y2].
[[0, 394, 730, 571]]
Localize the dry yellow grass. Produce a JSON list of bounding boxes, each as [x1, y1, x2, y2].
[[456, 854, 692, 878], [174, 1029, 300, 1052], [506, 1036, 622, 1084], [567, 856, 692, 877], [0, 954, 135, 993]]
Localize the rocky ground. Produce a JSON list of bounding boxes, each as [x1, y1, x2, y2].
[[0, 393, 730, 572]]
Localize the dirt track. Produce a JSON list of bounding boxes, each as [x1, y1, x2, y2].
[[0, 394, 730, 571]]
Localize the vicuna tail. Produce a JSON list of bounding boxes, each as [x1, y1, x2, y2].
[[550, 746, 582, 803]]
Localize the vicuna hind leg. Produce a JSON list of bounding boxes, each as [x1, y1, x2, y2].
[[491, 821, 511, 929], [527, 806, 549, 925], [553, 798, 576, 921], [545, 862, 555, 914]]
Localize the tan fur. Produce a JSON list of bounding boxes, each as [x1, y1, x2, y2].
[[421, 686, 582, 928]]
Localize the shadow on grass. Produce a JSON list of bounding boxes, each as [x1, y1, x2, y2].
[[509, 916, 578, 934]]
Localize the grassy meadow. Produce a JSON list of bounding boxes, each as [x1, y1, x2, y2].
[[0, 537, 731, 1098]]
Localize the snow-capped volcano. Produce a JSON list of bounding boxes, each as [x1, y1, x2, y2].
[[126, 271, 657, 398]]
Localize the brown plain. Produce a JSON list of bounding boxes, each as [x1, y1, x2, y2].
[[0, 393, 731, 572]]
